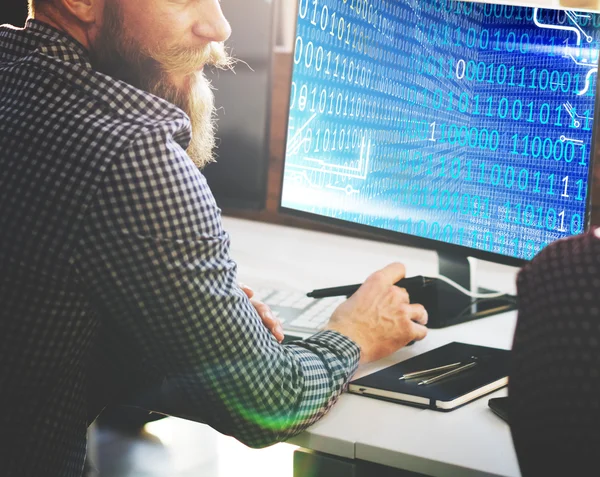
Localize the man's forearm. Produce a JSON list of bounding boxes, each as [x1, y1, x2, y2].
[[127, 330, 359, 448]]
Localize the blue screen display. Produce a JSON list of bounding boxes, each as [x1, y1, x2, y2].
[[280, 0, 600, 260]]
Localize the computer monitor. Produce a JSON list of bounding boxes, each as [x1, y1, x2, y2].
[[279, 0, 600, 325]]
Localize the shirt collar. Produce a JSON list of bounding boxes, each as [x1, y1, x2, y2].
[[25, 18, 92, 70]]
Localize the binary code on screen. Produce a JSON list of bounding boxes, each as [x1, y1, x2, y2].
[[281, 0, 600, 260]]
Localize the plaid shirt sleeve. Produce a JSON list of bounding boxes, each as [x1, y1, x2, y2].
[[73, 126, 360, 447]]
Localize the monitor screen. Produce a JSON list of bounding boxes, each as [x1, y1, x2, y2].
[[280, 0, 600, 262]]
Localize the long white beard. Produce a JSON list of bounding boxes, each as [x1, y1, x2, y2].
[[150, 71, 217, 169], [185, 73, 216, 169]]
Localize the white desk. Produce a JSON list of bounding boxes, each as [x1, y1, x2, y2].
[[224, 216, 521, 477]]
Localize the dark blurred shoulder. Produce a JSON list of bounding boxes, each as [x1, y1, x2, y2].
[[518, 230, 600, 294]]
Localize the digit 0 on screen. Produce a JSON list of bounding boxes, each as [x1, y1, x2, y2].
[[281, 0, 599, 260]]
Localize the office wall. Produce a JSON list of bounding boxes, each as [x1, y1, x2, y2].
[[201, 0, 275, 210]]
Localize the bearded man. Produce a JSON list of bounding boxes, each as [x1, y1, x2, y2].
[[0, 1, 428, 476]]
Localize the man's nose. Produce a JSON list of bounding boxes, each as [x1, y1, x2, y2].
[[192, 0, 232, 43]]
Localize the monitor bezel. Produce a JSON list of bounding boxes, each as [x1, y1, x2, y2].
[[278, 0, 600, 268]]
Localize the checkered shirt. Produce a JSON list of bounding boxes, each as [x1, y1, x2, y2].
[[0, 20, 360, 477]]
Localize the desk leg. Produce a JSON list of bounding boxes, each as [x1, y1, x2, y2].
[[293, 449, 428, 477]]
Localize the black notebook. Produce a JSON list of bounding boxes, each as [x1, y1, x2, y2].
[[349, 342, 510, 411]]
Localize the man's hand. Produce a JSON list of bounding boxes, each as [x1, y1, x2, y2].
[[324, 263, 428, 364], [240, 284, 285, 343]]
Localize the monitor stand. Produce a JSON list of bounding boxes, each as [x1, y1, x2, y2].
[[416, 252, 517, 329]]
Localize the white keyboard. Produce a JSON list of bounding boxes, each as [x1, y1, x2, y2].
[[253, 286, 346, 334]]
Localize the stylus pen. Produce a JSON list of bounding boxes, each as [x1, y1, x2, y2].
[[307, 276, 428, 299], [418, 361, 477, 386], [398, 362, 463, 380]]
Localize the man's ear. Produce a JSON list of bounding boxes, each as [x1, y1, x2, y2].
[[59, 0, 102, 24]]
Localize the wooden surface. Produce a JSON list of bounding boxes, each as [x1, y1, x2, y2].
[[223, 49, 600, 229]]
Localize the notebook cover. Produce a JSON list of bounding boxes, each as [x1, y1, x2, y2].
[[349, 342, 510, 411]]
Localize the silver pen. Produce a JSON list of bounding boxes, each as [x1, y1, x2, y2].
[[418, 361, 477, 386], [399, 362, 462, 380]]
